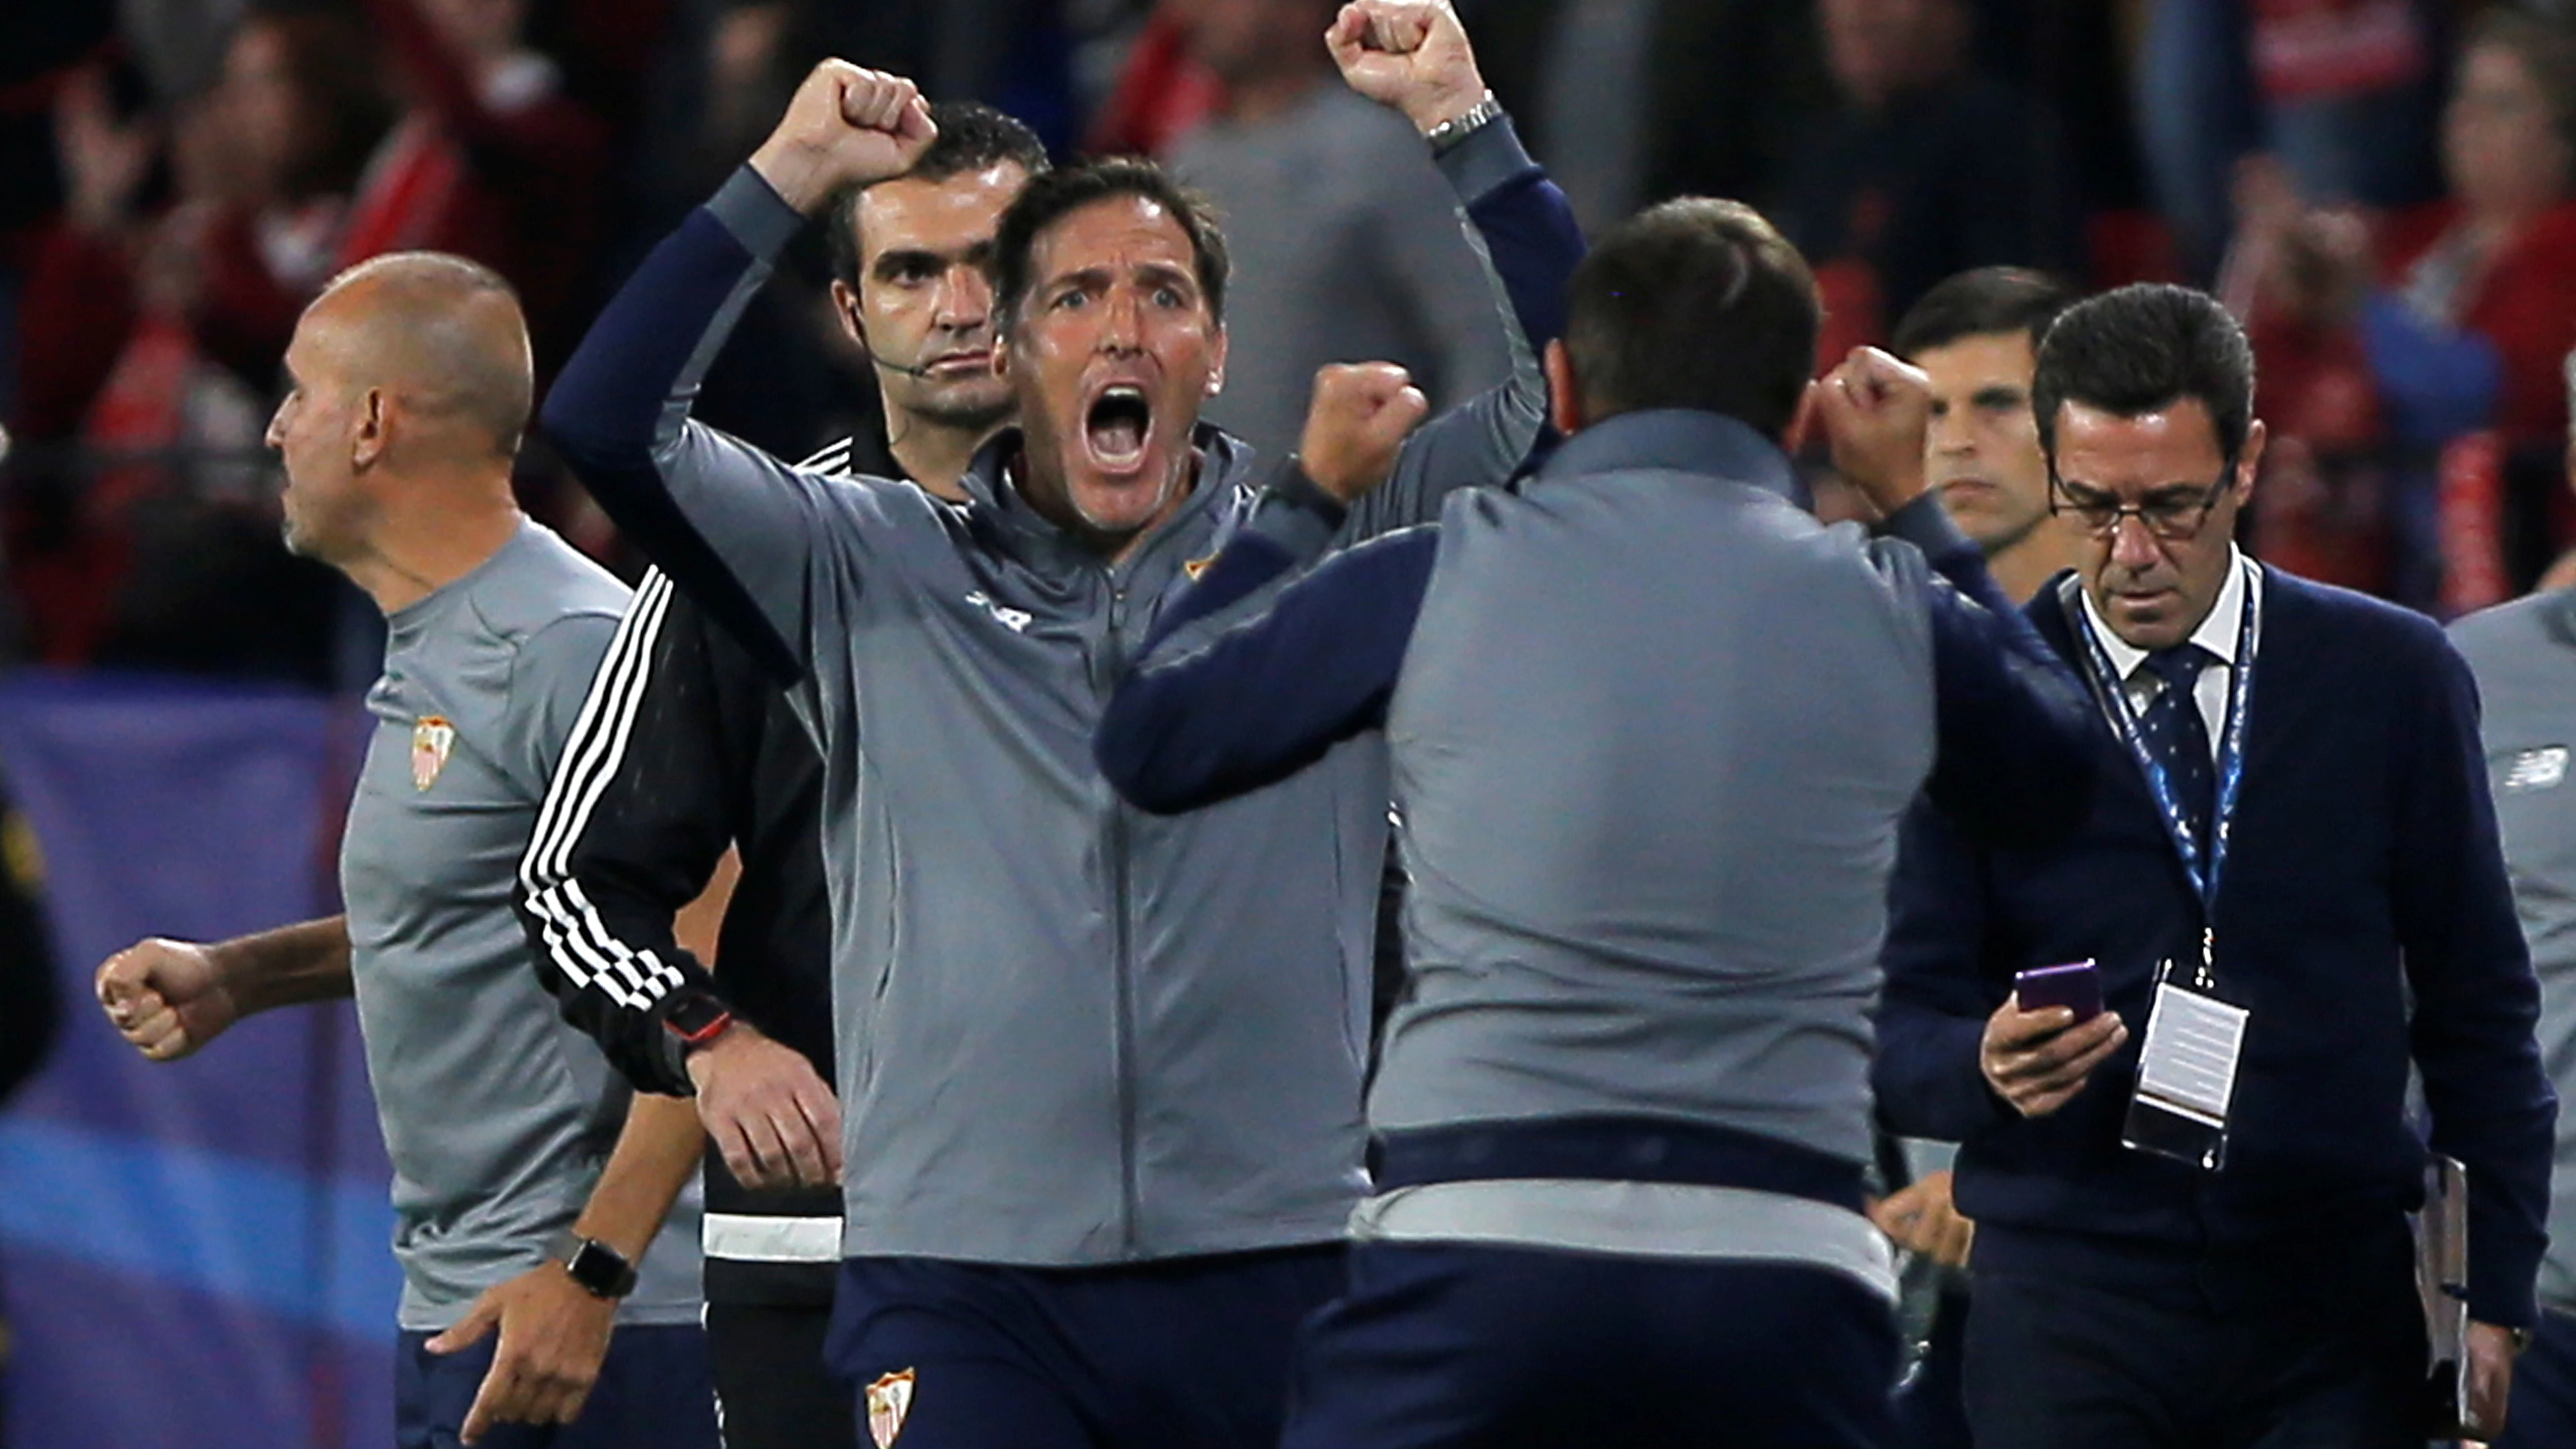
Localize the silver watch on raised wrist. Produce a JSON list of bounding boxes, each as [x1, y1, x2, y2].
[[1421, 91, 1502, 154]]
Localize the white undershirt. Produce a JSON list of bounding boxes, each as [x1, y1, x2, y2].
[[2077, 547, 2261, 760]]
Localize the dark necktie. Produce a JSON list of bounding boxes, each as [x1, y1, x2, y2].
[[2137, 644, 2218, 859]]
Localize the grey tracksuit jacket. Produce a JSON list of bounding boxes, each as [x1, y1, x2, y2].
[[540, 118, 1574, 1264], [2456, 588, 2576, 1320]]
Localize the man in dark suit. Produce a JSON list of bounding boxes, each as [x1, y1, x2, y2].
[[1876, 282, 2556, 1448]]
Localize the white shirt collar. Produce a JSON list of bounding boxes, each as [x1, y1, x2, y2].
[[2081, 545, 2256, 682]]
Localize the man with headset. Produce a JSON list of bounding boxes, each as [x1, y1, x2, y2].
[[514, 102, 1049, 1448]]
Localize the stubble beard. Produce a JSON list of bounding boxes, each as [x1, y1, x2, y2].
[[1974, 507, 2047, 562], [910, 390, 1014, 436]]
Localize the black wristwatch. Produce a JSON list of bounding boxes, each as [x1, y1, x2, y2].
[[661, 987, 735, 1053], [551, 1230, 638, 1300]]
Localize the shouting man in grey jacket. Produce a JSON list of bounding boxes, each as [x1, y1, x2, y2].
[[537, 1, 1583, 1443]]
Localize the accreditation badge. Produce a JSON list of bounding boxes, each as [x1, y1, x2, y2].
[[2121, 954, 2249, 1172], [411, 716, 456, 791]]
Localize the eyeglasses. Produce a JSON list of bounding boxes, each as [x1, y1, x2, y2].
[[2048, 467, 2237, 542]]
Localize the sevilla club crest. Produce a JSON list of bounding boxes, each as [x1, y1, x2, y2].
[[865, 1368, 916, 1448], [411, 716, 456, 791]]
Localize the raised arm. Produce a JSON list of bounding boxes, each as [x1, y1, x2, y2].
[[1817, 347, 2097, 845], [1098, 526, 1439, 814], [1324, 0, 1585, 543], [1099, 362, 1438, 815], [1875, 496, 2098, 844], [539, 64, 937, 683], [1146, 363, 1430, 656]]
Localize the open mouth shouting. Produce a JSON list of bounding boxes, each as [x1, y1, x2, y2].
[[1084, 383, 1154, 476]]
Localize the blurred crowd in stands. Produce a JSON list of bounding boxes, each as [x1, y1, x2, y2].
[[0, 0, 2572, 687]]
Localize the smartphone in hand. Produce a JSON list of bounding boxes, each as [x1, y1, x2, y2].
[[2013, 960, 2102, 1023]]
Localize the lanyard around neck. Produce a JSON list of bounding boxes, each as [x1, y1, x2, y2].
[[2062, 562, 2262, 914]]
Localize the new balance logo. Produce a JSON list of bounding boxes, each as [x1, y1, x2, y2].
[[2506, 746, 2568, 792]]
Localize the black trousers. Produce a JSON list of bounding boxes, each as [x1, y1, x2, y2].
[[1281, 1245, 1899, 1449], [397, 1324, 716, 1449], [709, 1301, 855, 1449], [823, 1248, 1345, 1449], [1893, 1289, 1973, 1449], [1962, 1224, 2426, 1449]]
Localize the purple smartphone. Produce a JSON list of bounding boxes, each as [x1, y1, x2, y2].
[[2014, 960, 2103, 1022]]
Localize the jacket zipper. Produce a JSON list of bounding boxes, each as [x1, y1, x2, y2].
[[1088, 471, 1235, 1257], [1102, 576, 1143, 1255]]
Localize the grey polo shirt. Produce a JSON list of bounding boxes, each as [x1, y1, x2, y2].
[[340, 519, 700, 1331], [2454, 588, 2576, 1318]]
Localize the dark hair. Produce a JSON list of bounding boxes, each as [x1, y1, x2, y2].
[[2031, 283, 2255, 461], [1891, 266, 2079, 359], [2463, 9, 2576, 158], [827, 101, 1051, 289], [1561, 197, 1818, 438], [992, 158, 1229, 331]]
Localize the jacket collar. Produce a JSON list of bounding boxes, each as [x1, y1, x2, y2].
[[961, 422, 1253, 571], [1534, 408, 1800, 503]]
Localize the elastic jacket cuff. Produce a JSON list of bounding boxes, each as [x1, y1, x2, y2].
[[710, 164, 806, 262], [1245, 458, 1348, 558], [1437, 112, 1537, 206]]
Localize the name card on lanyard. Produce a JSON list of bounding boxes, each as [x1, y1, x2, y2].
[[2062, 561, 2260, 1171]]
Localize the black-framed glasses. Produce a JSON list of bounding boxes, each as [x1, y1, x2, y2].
[[2048, 465, 2237, 542]]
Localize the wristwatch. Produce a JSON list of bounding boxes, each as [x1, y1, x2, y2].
[[1421, 91, 1502, 154], [661, 987, 735, 1053], [550, 1231, 638, 1300]]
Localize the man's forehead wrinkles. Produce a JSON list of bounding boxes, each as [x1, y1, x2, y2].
[[1037, 211, 1192, 261], [1041, 255, 1195, 288]]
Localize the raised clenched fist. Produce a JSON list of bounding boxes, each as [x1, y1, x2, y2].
[[1299, 362, 1431, 503], [1327, 1, 1489, 136], [747, 61, 938, 215], [1812, 345, 1937, 517]]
